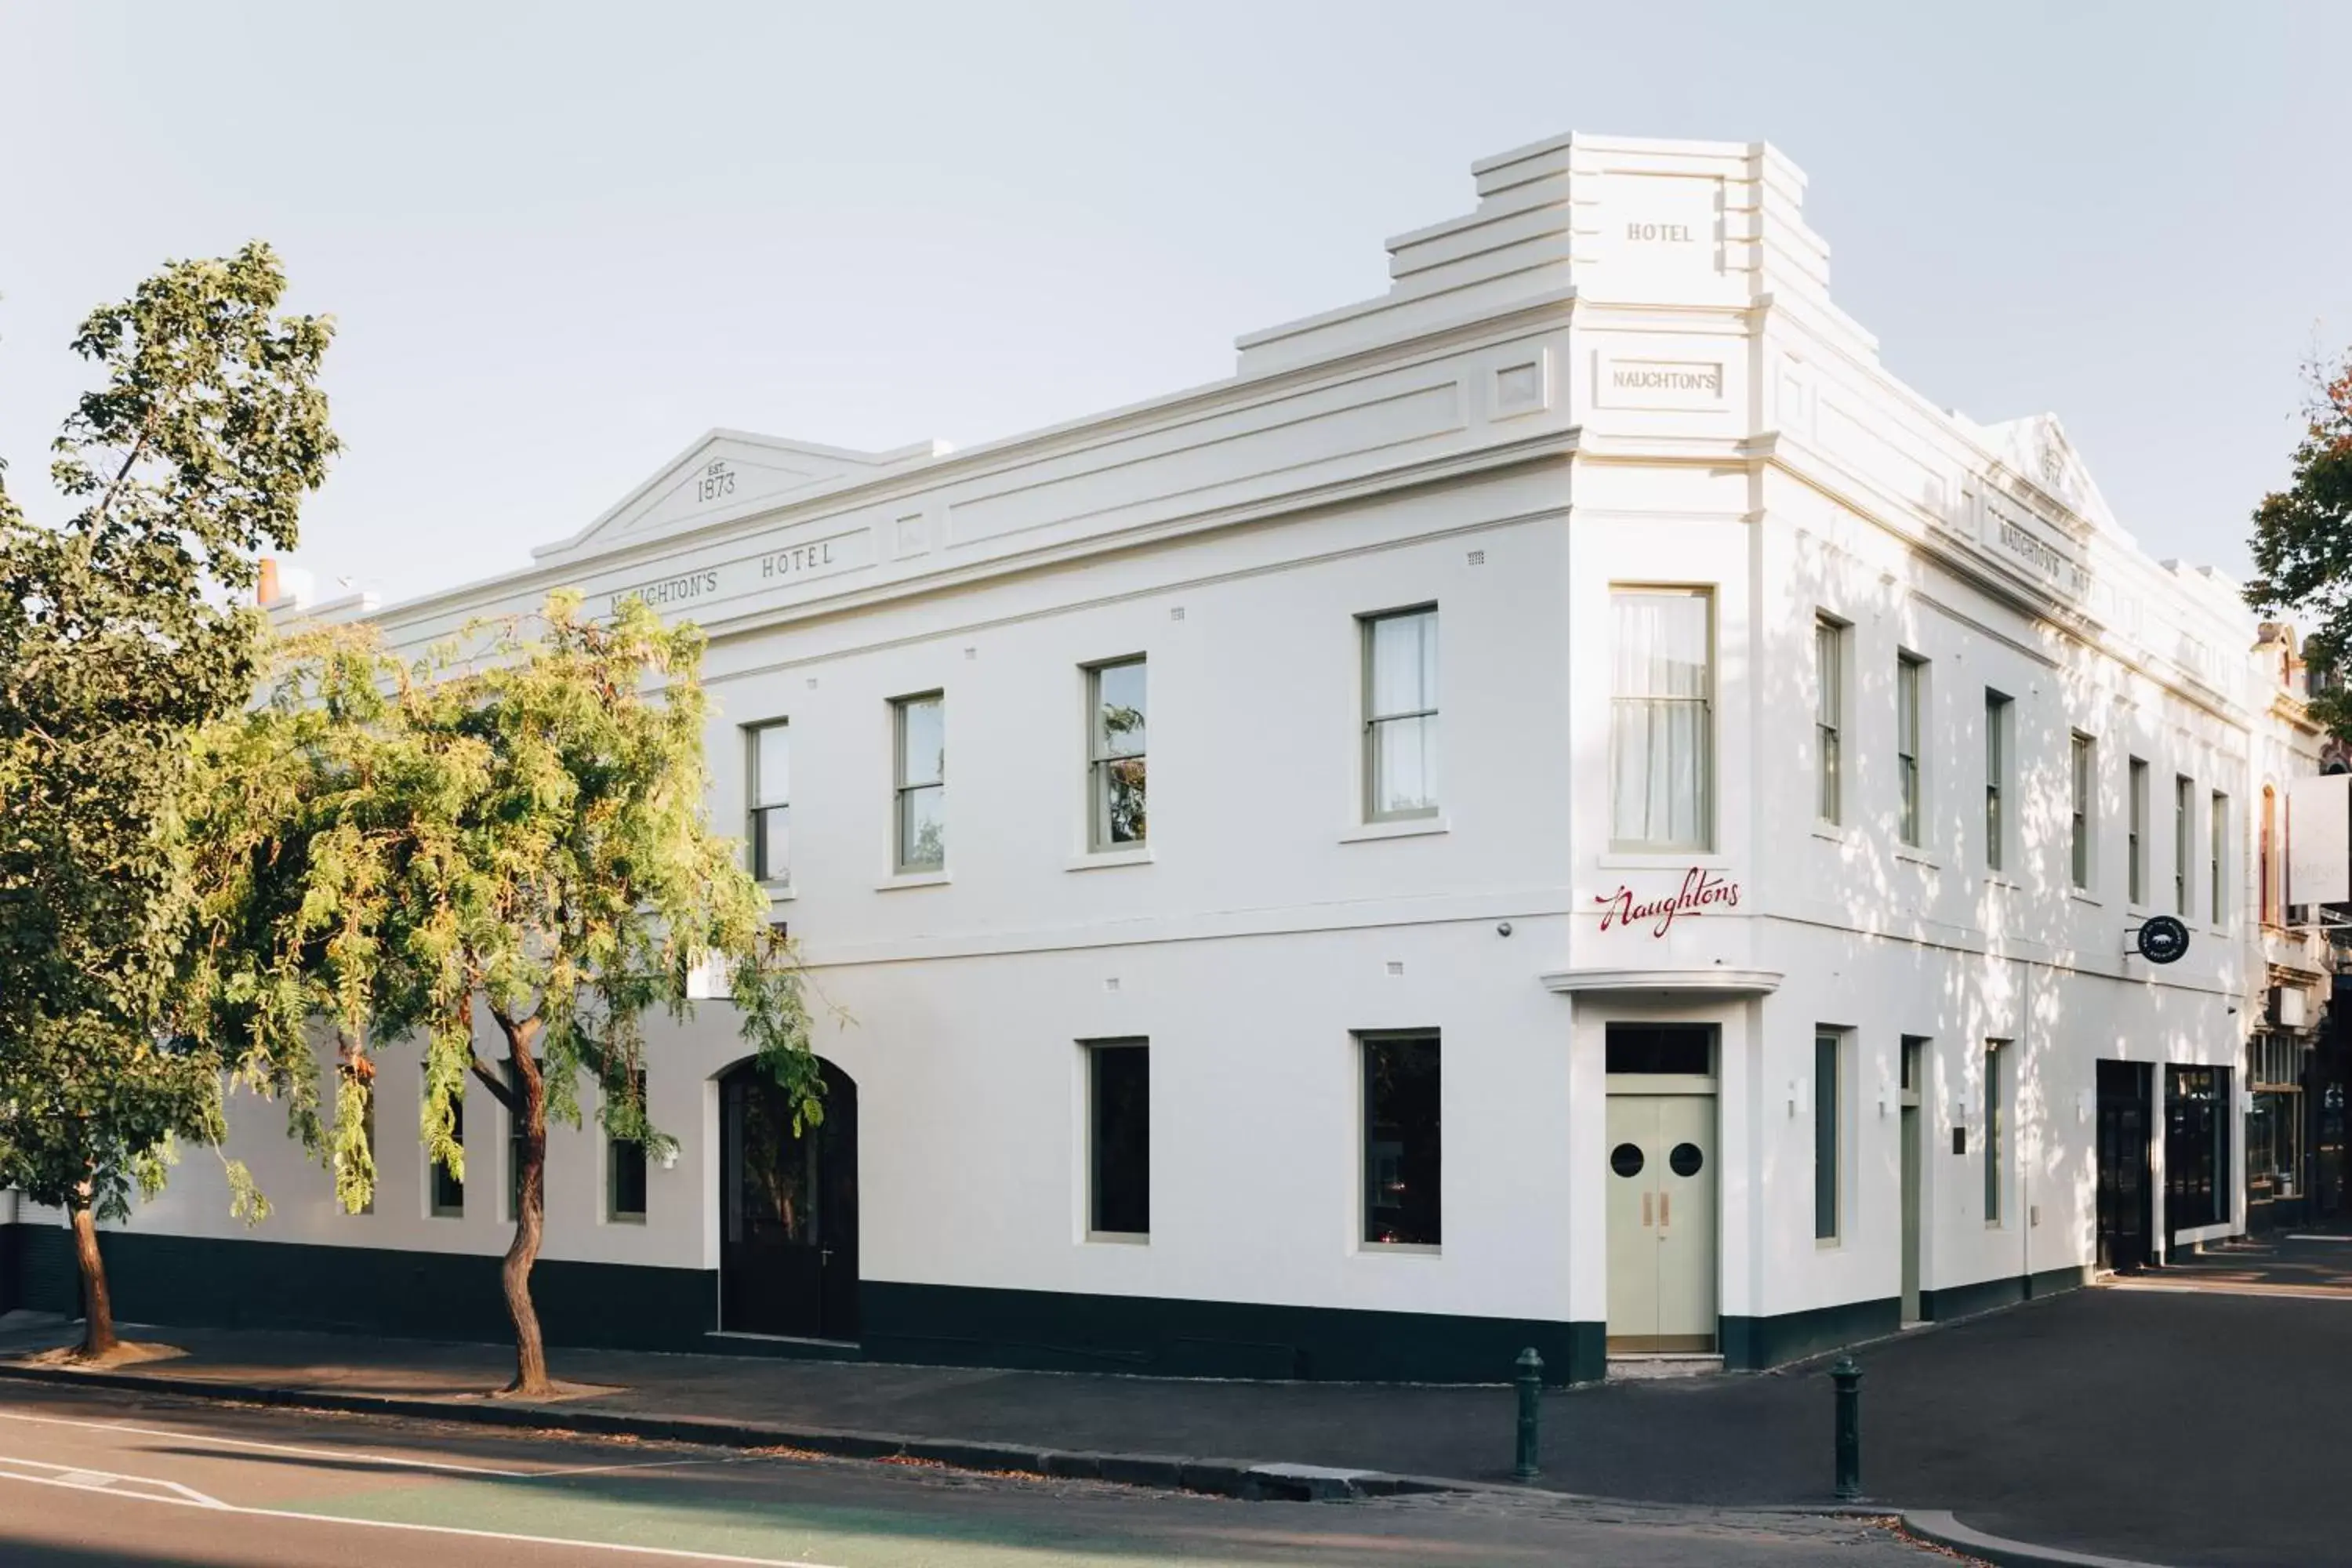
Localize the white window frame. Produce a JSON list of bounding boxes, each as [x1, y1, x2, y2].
[[427, 1070, 463, 1220], [2211, 791, 2230, 927], [1813, 1028, 1846, 1244], [746, 719, 790, 887], [606, 1068, 648, 1225], [2070, 732, 2096, 891], [1896, 653, 1926, 848], [2175, 774, 2194, 917], [1608, 586, 1715, 852], [339, 1066, 376, 1218], [1085, 657, 1149, 851], [892, 692, 946, 873], [1816, 615, 1845, 825], [1360, 605, 1439, 823], [1984, 1040, 2007, 1227], [1984, 690, 2011, 873], [1082, 1038, 1151, 1242], [2127, 757, 2150, 906], [1358, 1029, 1443, 1253]]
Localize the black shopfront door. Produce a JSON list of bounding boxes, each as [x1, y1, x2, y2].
[[2165, 1065, 2229, 1253], [720, 1058, 859, 1341], [2096, 1061, 2153, 1272]]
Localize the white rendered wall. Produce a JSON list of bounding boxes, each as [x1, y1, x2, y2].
[[111, 130, 2328, 1344]]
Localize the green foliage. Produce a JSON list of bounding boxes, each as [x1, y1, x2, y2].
[[185, 591, 818, 1220], [2249, 351, 2352, 737], [0, 243, 336, 1230]]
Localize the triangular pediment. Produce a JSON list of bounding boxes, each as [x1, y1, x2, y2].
[[535, 428, 945, 564], [1977, 413, 2125, 542]]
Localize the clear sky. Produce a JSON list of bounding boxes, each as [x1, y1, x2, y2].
[[2, 2, 2343, 609]]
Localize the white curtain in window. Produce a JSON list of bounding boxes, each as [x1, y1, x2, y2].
[[1610, 592, 1711, 848]]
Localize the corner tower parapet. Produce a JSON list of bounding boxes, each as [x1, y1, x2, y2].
[[1234, 132, 1842, 379]]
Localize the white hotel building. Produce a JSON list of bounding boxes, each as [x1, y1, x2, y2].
[[5, 132, 2332, 1381]]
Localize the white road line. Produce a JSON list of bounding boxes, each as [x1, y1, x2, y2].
[[538, 1455, 753, 1479], [0, 1406, 760, 1482], [2286, 1233, 2352, 1242], [0, 1406, 537, 1477], [0, 1468, 845, 1566], [0, 1454, 230, 1508]]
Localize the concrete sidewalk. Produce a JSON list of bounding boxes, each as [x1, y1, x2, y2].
[[5, 1285, 2348, 1565]]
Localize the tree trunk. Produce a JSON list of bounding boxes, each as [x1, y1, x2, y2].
[[69, 1198, 117, 1359], [499, 1029, 553, 1396]]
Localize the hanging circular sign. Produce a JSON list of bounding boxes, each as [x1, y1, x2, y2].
[[2136, 915, 2190, 965]]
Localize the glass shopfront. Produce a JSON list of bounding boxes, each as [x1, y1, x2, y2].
[[2247, 1032, 2308, 1228]]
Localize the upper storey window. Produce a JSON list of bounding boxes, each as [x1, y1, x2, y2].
[[747, 720, 790, 886], [894, 693, 946, 873], [1896, 654, 1926, 848], [1815, 616, 1845, 825], [1610, 588, 1713, 851], [2070, 732, 2096, 891], [1362, 607, 1439, 821], [1087, 658, 1149, 850]]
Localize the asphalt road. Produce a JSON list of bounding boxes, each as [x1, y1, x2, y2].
[[0, 1382, 1933, 1567]]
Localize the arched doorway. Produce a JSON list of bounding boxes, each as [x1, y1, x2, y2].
[[719, 1057, 858, 1341]]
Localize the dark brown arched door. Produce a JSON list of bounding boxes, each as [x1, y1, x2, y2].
[[719, 1058, 858, 1341]]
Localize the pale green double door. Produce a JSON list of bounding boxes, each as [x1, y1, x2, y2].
[[1605, 1093, 1718, 1353]]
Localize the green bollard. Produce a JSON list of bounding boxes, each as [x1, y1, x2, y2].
[[1831, 1356, 1862, 1501], [1513, 1346, 1544, 1481]]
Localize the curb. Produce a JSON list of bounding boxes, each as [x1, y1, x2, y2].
[[0, 1361, 1449, 1504], [1900, 1509, 2177, 1568]]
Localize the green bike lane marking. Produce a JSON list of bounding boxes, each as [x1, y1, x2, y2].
[[278, 1470, 1308, 1568]]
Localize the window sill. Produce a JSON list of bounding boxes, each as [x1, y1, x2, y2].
[[1598, 851, 1728, 869], [1811, 823, 1854, 844], [1985, 874, 2019, 890], [1359, 1241, 1442, 1257], [606, 1213, 648, 1226], [1815, 1236, 1842, 1250], [1341, 817, 1450, 844], [2067, 890, 2103, 908], [876, 869, 951, 891], [1085, 1230, 1149, 1246], [1893, 848, 1940, 870], [759, 882, 797, 903], [1068, 847, 1155, 872]]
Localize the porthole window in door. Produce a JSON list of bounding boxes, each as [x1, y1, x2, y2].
[[1668, 1142, 1704, 1178], [1610, 1142, 1646, 1178]]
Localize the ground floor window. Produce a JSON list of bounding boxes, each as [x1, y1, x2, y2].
[[2248, 1033, 2307, 1207], [430, 1079, 464, 1218], [2166, 1065, 2230, 1233], [1983, 1041, 2009, 1225], [1362, 1032, 1440, 1247], [608, 1068, 648, 1223], [1085, 1040, 1150, 1238], [1813, 1029, 1843, 1242]]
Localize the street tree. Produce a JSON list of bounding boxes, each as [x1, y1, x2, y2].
[[183, 592, 816, 1395], [0, 244, 337, 1356], [2249, 348, 2352, 737]]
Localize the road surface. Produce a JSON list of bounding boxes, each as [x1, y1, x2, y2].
[[0, 1381, 1934, 1566]]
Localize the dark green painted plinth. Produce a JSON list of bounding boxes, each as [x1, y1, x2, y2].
[[862, 1279, 1606, 1385], [0, 1224, 1607, 1386], [1921, 1265, 2087, 1323], [1719, 1295, 1900, 1370]]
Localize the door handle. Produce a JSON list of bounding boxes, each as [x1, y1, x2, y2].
[[1660, 1192, 1671, 1229], [1642, 1192, 1653, 1227]]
